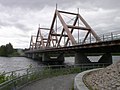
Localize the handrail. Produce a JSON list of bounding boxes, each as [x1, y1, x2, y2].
[[0, 63, 110, 90], [78, 31, 120, 45]]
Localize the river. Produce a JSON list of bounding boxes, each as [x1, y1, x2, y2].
[[0, 56, 120, 73]]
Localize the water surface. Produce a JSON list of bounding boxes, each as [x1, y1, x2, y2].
[[0, 56, 119, 72]]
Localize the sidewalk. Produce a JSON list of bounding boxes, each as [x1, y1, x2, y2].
[[74, 68, 101, 90], [19, 74, 77, 90]]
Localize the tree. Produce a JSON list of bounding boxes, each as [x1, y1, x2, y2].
[[0, 43, 14, 56], [0, 45, 7, 56], [6, 43, 14, 55]]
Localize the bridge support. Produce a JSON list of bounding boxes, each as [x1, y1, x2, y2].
[[98, 53, 112, 64], [75, 53, 112, 65], [42, 53, 65, 65], [32, 53, 36, 59], [42, 53, 51, 62], [75, 53, 91, 64], [26, 53, 32, 58], [26, 53, 42, 61]]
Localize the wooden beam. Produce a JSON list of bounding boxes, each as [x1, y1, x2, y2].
[[50, 35, 56, 47], [51, 31, 58, 45], [39, 28, 45, 47], [43, 41, 47, 43], [57, 29, 64, 47], [35, 28, 40, 48], [39, 28, 51, 30], [56, 10, 76, 45], [30, 35, 36, 49], [36, 41, 41, 42], [78, 14, 101, 41], [43, 38, 48, 40], [65, 16, 78, 46], [46, 11, 56, 47], [51, 33, 68, 37], [82, 31, 90, 44], [67, 25, 90, 30], [58, 10, 78, 15]]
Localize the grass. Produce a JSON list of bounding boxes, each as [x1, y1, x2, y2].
[[0, 66, 81, 90]]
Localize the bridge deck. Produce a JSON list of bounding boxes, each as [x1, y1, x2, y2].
[[26, 39, 120, 54]]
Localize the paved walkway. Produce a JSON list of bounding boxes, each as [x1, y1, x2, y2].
[[20, 74, 77, 90]]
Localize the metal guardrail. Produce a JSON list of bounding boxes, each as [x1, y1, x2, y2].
[[0, 63, 110, 90], [80, 31, 120, 44]]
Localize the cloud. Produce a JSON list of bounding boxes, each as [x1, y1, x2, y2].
[[0, 0, 119, 48], [0, 0, 120, 10]]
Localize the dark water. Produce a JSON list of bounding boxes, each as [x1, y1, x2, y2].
[[0, 56, 120, 73]]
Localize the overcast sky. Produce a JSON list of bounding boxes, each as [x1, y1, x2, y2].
[[0, 0, 120, 48]]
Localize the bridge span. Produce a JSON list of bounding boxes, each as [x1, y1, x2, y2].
[[25, 9, 120, 65]]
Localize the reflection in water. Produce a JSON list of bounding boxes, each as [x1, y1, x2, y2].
[[0, 56, 119, 72]]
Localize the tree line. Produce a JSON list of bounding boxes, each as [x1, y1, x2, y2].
[[0, 43, 20, 57]]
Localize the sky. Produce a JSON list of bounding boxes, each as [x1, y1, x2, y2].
[[0, 0, 120, 49]]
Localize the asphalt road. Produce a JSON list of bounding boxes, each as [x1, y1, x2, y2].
[[20, 74, 77, 90]]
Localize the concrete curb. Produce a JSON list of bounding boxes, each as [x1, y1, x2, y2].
[[74, 68, 102, 90]]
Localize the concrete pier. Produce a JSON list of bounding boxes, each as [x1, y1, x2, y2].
[[75, 52, 112, 65], [75, 53, 91, 64], [41, 53, 65, 64], [98, 53, 112, 64]]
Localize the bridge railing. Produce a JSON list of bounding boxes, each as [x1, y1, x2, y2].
[[78, 31, 120, 45], [0, 63, 110, 90], [99, 31, 120, 41]]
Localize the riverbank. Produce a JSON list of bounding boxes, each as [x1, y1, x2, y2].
[[84, 61, 120, 90]]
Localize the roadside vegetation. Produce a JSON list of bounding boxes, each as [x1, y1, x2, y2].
[[0, 65, 81, 90]]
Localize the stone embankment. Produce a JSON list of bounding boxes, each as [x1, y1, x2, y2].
[[85, 61, 120, 90]]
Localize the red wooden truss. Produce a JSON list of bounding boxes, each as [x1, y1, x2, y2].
[[29, 10, 101, 49], [35, 27, 49, 49], [46, 10, 101, 48], [29, 35, 36, 50]]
